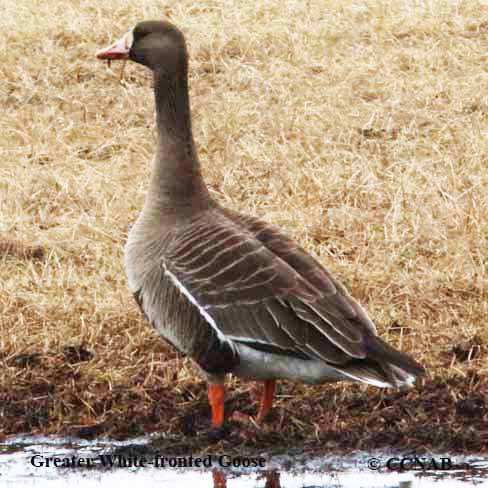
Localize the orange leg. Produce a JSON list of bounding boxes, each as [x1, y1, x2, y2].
[[212, 470, 227, 488], [256, 379, 276, 423], [208, 383, 225, 428]]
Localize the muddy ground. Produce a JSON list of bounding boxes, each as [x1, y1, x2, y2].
[[1, 344, 486, 456]]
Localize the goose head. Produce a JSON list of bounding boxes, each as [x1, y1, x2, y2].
[[96, 21, 187, 73]]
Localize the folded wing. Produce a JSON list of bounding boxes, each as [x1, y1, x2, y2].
[[163, 208, 380, 366]]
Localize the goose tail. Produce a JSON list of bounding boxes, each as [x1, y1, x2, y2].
[[365, 335, 425, 387], [332, 335, 425, 388]]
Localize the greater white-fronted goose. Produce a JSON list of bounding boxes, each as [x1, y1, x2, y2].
[[96, 21, 425, 429]]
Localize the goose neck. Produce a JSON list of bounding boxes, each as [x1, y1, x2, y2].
[[146, 68, 209, 212]]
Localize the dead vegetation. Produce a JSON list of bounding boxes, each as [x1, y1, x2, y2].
[[1, 0, 487, 452], [0, 240, 45, 260]]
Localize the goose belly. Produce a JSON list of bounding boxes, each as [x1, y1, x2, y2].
[[129, 264, 203, 356], [125, 238, 237, 374], [233, 343, 347, 384], [124, 228, 188, 353]]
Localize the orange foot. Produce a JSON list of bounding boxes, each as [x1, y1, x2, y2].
[[231, 380, 276, 425]]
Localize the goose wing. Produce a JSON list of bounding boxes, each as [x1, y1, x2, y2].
[[163, 208, 377, 365]]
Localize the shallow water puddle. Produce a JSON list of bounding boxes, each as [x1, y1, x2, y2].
[[1, 436, 487, 487]]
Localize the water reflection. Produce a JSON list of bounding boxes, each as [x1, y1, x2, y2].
[[258, 470, 281, 488], [0, 436, 487, 487], [209, 467, 488, 488], [213, 470, 285, 488]]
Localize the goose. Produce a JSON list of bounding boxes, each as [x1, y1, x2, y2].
[[96, 21, 425, 429]]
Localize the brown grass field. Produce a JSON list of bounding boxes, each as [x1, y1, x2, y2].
[[1, 0, 487, 454]]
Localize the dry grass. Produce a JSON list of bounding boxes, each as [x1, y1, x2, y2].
[[1, 0, 487, 451]]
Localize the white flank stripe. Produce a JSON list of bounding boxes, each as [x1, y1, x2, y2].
[[163, 265, 229, 344]]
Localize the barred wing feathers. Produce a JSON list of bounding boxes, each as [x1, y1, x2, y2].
[[164, 208, 424, 382], [166, 210, 366, 360]]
